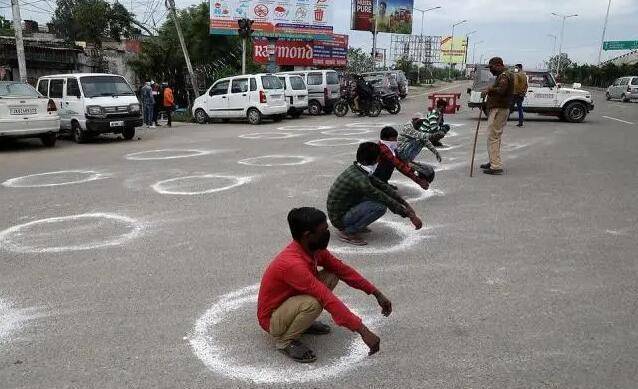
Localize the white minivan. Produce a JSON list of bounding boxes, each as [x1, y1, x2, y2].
[[277, 74, 308, 118], [36, 73, 143, 143], [192, 73, 287, 125], [278, 70, 340, 115]]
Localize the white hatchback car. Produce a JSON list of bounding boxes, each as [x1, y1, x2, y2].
[[193, 73, 287, 125], [0, 81, 60, 147], [606, 76, 638, 102], [277, 74, 308, 118]]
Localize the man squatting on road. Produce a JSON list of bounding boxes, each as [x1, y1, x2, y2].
[[257, 207, 393, 363], [327, 142, 423, 246]]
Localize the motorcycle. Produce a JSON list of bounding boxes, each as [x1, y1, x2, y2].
[[333, 93, 382, 117], [376, 90, 401, 114]]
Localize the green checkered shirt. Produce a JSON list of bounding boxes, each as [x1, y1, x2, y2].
[[327, 163, 409, 230]]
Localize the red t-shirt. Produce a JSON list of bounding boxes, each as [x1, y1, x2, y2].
[[257, 241, 377, 332]]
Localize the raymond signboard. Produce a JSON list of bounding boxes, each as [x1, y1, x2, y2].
[[210, 0, 334, 39], [440, 36, 468, 64], [253, 34, 348, 67], [351, 0, 413, 34]]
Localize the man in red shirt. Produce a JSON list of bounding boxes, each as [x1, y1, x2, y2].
[[257, 207, 392, 363]]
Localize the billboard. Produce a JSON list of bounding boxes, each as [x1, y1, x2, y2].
[[440, 36, 467, 64], [253, 34, 348, 67], [210, 0, 334, 39], [351, 0, 413, 34]]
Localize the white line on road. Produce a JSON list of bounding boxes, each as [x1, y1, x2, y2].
[[602, 115, 635, 125]]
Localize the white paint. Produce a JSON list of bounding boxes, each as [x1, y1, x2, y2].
[[0, 213, 144, 254], [239, 132, 302, 140], [0, 298, 44, 343], [436, 144, 462, 151], [125, 149, 216, 161], [152, 174, 252, 195], [602, 115, 634, 125], [277, 125, 334, 131], [304, 138, 369, 147], [2, 170, 110, 188], [238, 155, 315, 167], [392, 180, 445, 203], [189, 284, 379, 384], [321, 128, 374, 136], [345, 122, 393, 129], [329, 218, 432, 255]]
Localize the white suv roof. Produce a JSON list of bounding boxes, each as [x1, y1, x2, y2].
[[39, 73, 126, 79]]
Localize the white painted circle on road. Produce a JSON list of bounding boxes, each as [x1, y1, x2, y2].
[[0, 298, 44, 343], [345, 122, 393, 128], [152, 175, 252, 195], [305, 138, 368, 147], [0, 213, 144, 253], [238, 155, 315, 167], [189, 284, 380, 384], [239, 132, 302, 140], [2, 170, 109, 188], [321, 128, 373, 136], [392, 180, 445, 203], [277, 125, 333, 131], [125, 149, 215, 160]]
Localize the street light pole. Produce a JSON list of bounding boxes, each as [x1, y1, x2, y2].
[[598, 0, 612, 65], [414, 6, 441, 84], [471, 40, 483, 67], [372, 0, 380, 71], [547, 34, 557, 72], [448, 19, 467, 81], [464, 30, 476, 73], [552, 12, 577, 78]]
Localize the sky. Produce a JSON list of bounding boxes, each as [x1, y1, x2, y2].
[[3, 0, 637, 68]]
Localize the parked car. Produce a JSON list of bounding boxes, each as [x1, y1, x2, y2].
[[276, 74, 308, 118], [193, 73, 287, 125], [278, 69, 340, 115], [362, 70, 409, 98], [606, 76, 638, 102], [0, 81, 60, 147], [36, 73, 142, 143], [467, 67, 594, 123], [362, 73, 399, 96]]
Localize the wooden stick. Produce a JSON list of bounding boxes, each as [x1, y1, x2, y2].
[[469, 107, 483, 177]]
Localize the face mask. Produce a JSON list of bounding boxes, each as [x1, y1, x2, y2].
[[514, 68, 519, 73], [309, 229, 330, 251], [358, 163, 377, 175], [381, 140, 398, 152]]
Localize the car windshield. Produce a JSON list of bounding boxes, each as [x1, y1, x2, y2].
[[632, 78, 638, 86], [326, 72, 339, 85], [0, 82, 40, 97], [80, 76, 135, 98], [261, 75, 283, 90], [290, 76, 306, 90]]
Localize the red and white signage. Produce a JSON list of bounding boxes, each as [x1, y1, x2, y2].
[[253, 34, 348, 67]]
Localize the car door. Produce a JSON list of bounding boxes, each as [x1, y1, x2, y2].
[[618, 77, 629, 98], [48, 78, 66, 121], [62, 77, 82, 130], [248, 77, 258, 104], [207, 80, 230, 118], [525, 73, 557, 108], [228, 78, 249, 117]]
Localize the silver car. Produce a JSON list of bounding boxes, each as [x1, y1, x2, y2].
[[606, 76, 638, 102]]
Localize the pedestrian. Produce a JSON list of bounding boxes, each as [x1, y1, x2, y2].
[[395, 115, 442, 181], [162, 82, 174, 127], [140, 81, 154, 128], [327, 142, 423, 246], [152, 81, 162, 127], [480, 57, 514, 175], [428, 99, 452, 147], [257, 207, 393, 363], [373, 126, 431, 189], [512, 64, 528, 127]]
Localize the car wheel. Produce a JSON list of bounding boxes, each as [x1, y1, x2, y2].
[[194, 108, 208, 124], [72, 122, 87, 143], [563, 101, 587, 123], [247, 108, 262, 125], [40, 133, 57, 147], [308, 101, 322, 116], [622, 94, 630, 103], [122, 127, 135, 140]]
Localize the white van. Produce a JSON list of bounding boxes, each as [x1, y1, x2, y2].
[[192, 73, 287, 125], [276, 74, 308, 118], [36, 73, 142, 143], [278, 70, 340, 115]]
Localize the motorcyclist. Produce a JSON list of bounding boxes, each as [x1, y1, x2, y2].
[[354, 75, 374, 114]]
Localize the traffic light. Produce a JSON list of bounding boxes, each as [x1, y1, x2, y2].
[[237, 18, 254, 39]]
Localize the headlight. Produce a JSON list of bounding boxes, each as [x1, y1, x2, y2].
[[128, 103, 141, 112], [87, 105, 103, 115]]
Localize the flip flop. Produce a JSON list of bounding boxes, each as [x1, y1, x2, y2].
[[280, 340, 317, 363], [337, 231, 367, 246], [304, 321, 331, 335]]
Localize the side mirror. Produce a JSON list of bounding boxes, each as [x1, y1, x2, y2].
[[572, 83, 582, 89]]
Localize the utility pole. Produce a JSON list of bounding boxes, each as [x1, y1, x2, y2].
[[598, 0, 612, 65], [10, 0, 27, 82], [448, 19, 467, 81], [371, 0, 379, 71], [552, 12, 577, 78], [414, 6, 441, 84], [237, 18, 254, 75], [166, 0, 200, 97], [464, 30, 476, 74], [547, 34, 557, 73], [471, 40, 483, 67]]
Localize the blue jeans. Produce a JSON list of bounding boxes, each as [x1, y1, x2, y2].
[[514, 95, 524, 125], [342, 200, 387, 234], [143, 104, 154, 125]]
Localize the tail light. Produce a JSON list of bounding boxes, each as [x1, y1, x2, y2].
[[47, 99, 57, 112], [259, 90, 267, 103]]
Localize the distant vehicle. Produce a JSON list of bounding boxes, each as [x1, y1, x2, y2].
[[37, 73, 142, 143], [276, 74, 308, 118], [193, 73, 287, 125], [606, 76, 638, 102], [467, 67, 594, 123], [362, 70, 408, 99], [0, 81, 60, 147], [278, 70, 340, 115], [362, 73, 399, 95]]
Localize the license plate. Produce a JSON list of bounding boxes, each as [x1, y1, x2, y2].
[[110, 121, 124, 127], [10, 106, 37, 115]]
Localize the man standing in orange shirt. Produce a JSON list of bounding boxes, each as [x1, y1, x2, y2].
[[162, 82, 174, 127]]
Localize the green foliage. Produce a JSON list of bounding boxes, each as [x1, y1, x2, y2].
[[546, 53, 572, 76], [545, 52, 638, 87], [393, 55, 463, 85], [346, 48, 374, 74], [0, 16, 12, 35]]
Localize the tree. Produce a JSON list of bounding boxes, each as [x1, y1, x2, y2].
[[546, 53, 572, 76], [0, 16, 12, 35], [346, 48, 374, 73]]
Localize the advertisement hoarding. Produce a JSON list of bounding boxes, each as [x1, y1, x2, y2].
[[253, 34, 348, 67], [210, 0, 334, 39], [351, 0, 413, 34], [440, 36, 467, 64]]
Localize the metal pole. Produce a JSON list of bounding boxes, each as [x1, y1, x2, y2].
[[10, 0, 27, 82], [372, 0, 379, 71], [448, 24, 454, 80], [167, 0, 200, 96], [557, 16, 565, 76], [241, 37, 246, 75], [598, 0, 612, 65]]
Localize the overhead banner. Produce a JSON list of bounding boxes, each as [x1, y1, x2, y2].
[[440, 35, 468, 64], [351, 0, 413, 34], [253, 34, 348, 67], [210, 0, 334, 39]]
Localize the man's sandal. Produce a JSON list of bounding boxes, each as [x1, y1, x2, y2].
[[280, 340, 317, 363], [337, 231, 367, 246], [304, 321, 331, 335]]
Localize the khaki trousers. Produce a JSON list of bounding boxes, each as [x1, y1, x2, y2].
[[269, 270, 339, 349], [486, 107, 509, 170]]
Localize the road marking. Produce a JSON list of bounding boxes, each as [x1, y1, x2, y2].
[[125, 149, 217, 161], [152, 175, 253, 195], [2, 170, 110, 188], [239, 132, 302, 140], [321, 128, 373, 136], [0, 298, 45, 343], [304, 137, 370, 147], [238, 155, 315, 166], [602, 115, 635, 125], [277, 125, 333, 131], [392, 180, 445, 203]]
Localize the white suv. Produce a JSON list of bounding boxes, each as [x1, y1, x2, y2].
[[193, 74, 287, 125], [468, 68, 595, 123]]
